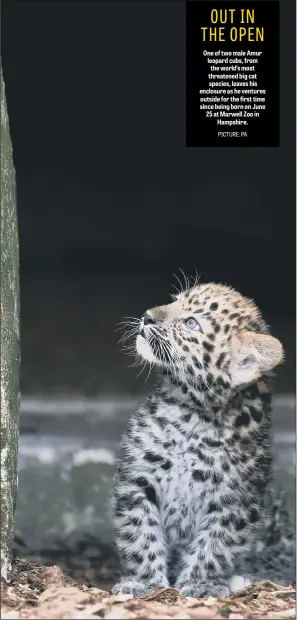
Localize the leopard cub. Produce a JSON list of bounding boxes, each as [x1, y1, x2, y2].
[[111, 282, 294, 598]]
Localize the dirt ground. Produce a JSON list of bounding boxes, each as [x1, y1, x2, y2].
[[1, 559, 295, 620]]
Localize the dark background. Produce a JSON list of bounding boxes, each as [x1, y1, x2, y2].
[[1, 0, 296, 395]]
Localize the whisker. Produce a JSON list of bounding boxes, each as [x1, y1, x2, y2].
[[178, 267, 190, 293], [116, 319, 140, 328], [169, 283, 180, 301], [121, 316, 141, 321], [118, 329, 139, 345], [135, 359, 147, 379], [144, 360, 154, 383], [117, 319, 140, 324], [172, 272, 184, 295], [189, 269, 201, 289]]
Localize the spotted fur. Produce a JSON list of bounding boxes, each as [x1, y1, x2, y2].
[[111, 282, 295, 598]]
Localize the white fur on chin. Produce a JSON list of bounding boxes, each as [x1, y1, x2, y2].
[[136, 335, 156, 364]]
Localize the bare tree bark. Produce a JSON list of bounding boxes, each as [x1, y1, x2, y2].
[[1, 65, 20, 582]]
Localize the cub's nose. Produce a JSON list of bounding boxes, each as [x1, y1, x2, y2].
[[142, 311, 156, 325]]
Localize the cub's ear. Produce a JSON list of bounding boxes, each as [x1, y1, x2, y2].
[[229, 331, 284, 389]]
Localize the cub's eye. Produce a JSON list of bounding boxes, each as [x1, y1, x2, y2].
[[183, 317, 203, 332]]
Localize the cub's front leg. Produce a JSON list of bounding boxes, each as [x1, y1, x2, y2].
[[176, 499, 257, 598], [112, 473, 169, 597]]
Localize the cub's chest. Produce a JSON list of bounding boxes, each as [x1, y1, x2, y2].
[[154, 421, 230, 483], [157, 434, 228, 522]]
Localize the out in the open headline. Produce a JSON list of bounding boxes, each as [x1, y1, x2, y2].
[[201, 8, 264, 43]]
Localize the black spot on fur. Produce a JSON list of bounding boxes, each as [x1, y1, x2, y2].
[[144, 451, 163, 463], [250, 407, 262, 423], [203, 353, 211, 366], [249, 508, 259, 523], [148, 401, 158, 415], [197, 450, 214, 466], [163, 396, 179, 407], [189, 393, 205, 411], [214, 553, 228, 569], [192, 469, 210, 482], [161, 460, 172, 470], [123, 530, 138, 542], [235, 518, 247, 530], [225, 535, 236, 546], [257, 455, 272, 468], [203, 437, 222, 448], [240, 437, 250, 447], [216, 352, 226, 369], [192, 356, 202, 369], [155, 416, 168, 428], [235, 412, 250, 427], [189, 336, 198, 343], [137, 418, 147, 428], [144, 485, 159, 508], [221, 494, 236, 506], [224, 324, 230, 333], [203, 341, 214, 352], [135, 476, 149, 487], [208, 501, 222, 513], [141, 569, 155, 580], [217, 377, 230, 390], [208, 371, 216, 385], [212, 471, 224, 483], [129, 516, 142, 526], [261, 392, 272, 405], [210, 302, 218, 311], [229, 313, 240, 320], [206, 561, 215, 571], [182, 413, 192, 423]]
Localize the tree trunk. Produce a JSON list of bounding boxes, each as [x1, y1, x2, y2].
[[0, 66, 20, 582]]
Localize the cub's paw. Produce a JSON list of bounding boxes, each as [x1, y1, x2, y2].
[[229, 574, 253, 592], [178, 580, 231, 598], [111, 580, 157, 598]]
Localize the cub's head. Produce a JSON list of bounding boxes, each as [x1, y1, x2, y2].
[[135, 282, 283, 392]]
